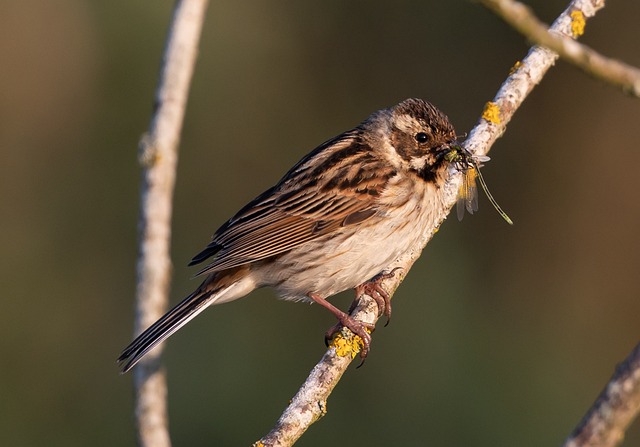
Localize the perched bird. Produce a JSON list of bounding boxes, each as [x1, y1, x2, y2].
[[118, 98, 460, 372]]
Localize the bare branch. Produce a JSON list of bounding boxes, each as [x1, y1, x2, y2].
[[464, 0, 605, 157], [564, 343, 640, 447], [132, 1, 208, 446], [480, 0, 640, 97], [256, 0, 607, 445]]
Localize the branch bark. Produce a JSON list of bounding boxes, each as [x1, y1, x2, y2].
[[256, 0, 612, 445], [564, 343, 640, 447], [132, 1, 208, 446], [480, 0, 640, 97]]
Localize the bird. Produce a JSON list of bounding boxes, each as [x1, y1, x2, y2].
[[118, 98, 460, 373]]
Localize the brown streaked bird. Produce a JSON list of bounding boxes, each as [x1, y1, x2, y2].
[[118, 98, 460, 372]]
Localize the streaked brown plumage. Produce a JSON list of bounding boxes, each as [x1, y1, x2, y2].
[[118, 98, 459, 372]]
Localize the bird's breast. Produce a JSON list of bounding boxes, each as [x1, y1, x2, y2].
[[257, 179, 446, 302]]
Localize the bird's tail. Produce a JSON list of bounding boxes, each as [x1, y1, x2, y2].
[[118, 276, 228, 373]]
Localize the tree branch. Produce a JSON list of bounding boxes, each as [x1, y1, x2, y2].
[[564, 343, 640, 447], [132, 1, 208, 446], [480, 0, 640, 97], [256, 0, 608, 445]]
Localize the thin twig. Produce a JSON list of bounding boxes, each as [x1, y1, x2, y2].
[[564, 343, 640, 447], [256, 0, 607, 445], [132, 1, 208, 446], [480, 0, 640, 97]]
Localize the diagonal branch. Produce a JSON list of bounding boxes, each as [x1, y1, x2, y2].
[[563, 342, 640, 447], [132, 1, 209, 446], [256, 0, 607, 446], [480, 0, 640, 97]]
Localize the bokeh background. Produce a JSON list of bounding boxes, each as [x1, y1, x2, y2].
[[2, 1, 639, 445]]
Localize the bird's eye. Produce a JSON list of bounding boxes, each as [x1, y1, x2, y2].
[[415, 132, 429, 143]]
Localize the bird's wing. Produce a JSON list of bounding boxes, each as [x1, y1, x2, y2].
[[190, 130, 397, 275]]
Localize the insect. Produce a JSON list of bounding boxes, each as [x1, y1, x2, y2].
[[445, 146, 513, 225]]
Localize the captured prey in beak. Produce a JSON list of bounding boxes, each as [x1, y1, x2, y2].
[[444, 144, 513, 225]]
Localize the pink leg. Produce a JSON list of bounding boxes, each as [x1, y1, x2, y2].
[[308, 292, 374, 358]]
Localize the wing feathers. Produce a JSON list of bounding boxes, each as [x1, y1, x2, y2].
[[190, 131, 397, 274]]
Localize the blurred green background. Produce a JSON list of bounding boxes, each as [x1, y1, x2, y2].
[[2, 0, 639, 445]]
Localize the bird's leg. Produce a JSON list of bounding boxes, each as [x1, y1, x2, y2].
[[355, 267, 401, 326], [308, 292, 374, 358]]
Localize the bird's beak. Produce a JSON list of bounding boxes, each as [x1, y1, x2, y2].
[[437, 141, 460, 161]]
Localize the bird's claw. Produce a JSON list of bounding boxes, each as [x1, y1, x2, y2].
[[356, 267, 401, 326], [325, 316, 375, 358]]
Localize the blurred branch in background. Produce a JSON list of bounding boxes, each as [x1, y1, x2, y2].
[[480, 0, 640, 97], [255, 0, 639, 445], [475, 1, 640, 441], [131, 1, 208, 446], [564, 342, 640, 447]]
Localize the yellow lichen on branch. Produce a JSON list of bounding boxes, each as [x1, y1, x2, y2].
[[570, 10, 585, 37], [330, 330, 365, 359], [482, 102, 501, 124]]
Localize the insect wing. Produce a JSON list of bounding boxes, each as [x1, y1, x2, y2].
[[456, 167, 478, 221], [465, 168, 479, 214]]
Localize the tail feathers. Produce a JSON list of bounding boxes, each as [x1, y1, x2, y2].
[[117, 284, 220, 373]]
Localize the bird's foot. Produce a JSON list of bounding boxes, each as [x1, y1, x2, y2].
[[308, 292, 374, 359], [323, 315, 374, 359], [355, 267, 401, 326]]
